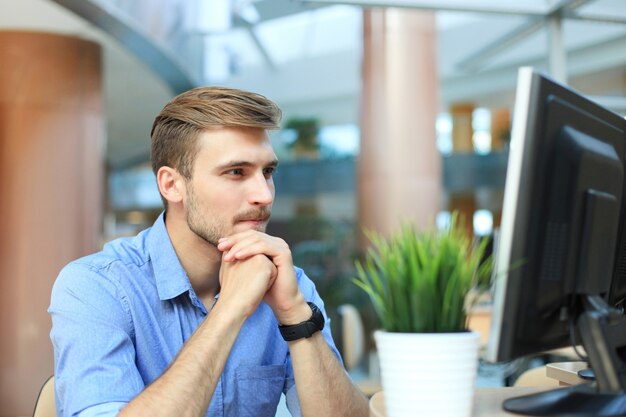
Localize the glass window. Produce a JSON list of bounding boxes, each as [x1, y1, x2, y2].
[[473, 209, 494, 236], [436, 113, 453, 156], [472, 108, 492, 155]]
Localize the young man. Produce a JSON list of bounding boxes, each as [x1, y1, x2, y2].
[[49, 87, 369, 417]]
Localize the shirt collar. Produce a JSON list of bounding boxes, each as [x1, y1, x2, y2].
[[146, 212, 193, 301]]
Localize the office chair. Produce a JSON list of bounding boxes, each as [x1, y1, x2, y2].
[[33, 376, 56, 417], [337, 304, 382, 397]]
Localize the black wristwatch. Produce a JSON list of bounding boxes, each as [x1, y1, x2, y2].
[[279, 302, 325, 341]]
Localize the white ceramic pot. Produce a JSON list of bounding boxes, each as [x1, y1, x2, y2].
[[374, 330, 480, 417]]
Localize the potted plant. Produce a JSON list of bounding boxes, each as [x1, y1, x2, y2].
[[353, 214, 493, 417]]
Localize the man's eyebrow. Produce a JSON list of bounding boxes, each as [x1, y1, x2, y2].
[[215, 159, 279, 170]]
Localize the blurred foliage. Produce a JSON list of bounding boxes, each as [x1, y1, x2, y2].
[[285, 214, 379, 349], [285, 118, 320, 158]]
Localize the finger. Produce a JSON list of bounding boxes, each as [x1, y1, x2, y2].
[[267, 265, 278, 290], [217, 237, 235, 252], [221, 233, 279, 260], [224, 240, 275, 262], [221, 249, 237, 263], [217, 230, 260, 252]]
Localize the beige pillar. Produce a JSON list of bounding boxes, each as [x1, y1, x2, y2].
[[359, 8, 441, 239], [0, 31, 104, 415]]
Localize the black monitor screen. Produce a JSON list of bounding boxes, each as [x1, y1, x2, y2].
[[487, 67, 626, 416]]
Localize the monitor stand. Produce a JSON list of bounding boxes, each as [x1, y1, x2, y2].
[[503, 295, 626, 417], [577, 368, 595, 381]]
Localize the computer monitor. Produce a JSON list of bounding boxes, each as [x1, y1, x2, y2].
[[487, 67, 626, 416], [608, 234, 626, 312]]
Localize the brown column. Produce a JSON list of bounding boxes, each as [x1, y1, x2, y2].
[[359, 8, 441, 239], [0, 31, 104, 415], [450, 103, 474, 153], [449, 193, 476, 239], [489, 108, 509, 234], [447, 102, 476, 235], [490, 107, 511, 151]]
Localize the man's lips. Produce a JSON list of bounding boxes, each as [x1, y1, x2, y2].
[[234, 208, 271, 225], [235, 216, 270, 224]]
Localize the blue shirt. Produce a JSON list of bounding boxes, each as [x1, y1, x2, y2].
[[49, 213, 341, 417]]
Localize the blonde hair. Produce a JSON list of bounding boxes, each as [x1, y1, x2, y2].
[[150, 86, 282, 180]]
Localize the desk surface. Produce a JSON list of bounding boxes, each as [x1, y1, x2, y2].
[[370, 387, 551, 417], [546, 361, 587, 386]]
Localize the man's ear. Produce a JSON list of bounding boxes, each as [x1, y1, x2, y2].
[[156, 166, 185, 205]]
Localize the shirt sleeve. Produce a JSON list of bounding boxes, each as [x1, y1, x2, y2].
[[49, 262, 145, 417]]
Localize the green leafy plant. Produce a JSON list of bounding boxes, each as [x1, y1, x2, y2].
[[285, 118, 320, 158], [353, 214, 493, 333]]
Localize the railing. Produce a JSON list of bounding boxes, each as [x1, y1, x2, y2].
[[443, 151, 509, 193], [51, 0, 202, 92], [109, 153, 509, 210]]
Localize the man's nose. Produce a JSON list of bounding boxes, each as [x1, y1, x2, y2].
[[249, 173, 274, 206]]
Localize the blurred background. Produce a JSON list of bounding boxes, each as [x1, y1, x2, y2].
[[2, 0, 626, 414]]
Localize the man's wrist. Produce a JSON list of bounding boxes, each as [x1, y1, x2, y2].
[[210, 297, 250, 327], [275, 296, 311, 325]]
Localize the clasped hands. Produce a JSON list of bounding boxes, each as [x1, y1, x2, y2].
[[216, 231, 310, 325]]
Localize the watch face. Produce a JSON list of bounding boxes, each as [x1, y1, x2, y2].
[[308, 302, 325, 331]]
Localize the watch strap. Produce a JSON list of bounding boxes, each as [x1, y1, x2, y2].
[[279, 302, 325, 341]]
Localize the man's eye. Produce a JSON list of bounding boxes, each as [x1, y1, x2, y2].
[[263, 167, 276, 177], [226, 168, 244, 176]]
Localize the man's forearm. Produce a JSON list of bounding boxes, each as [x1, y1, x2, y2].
[[289, 332, 369, 417], [119, 303, 246, 417]]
